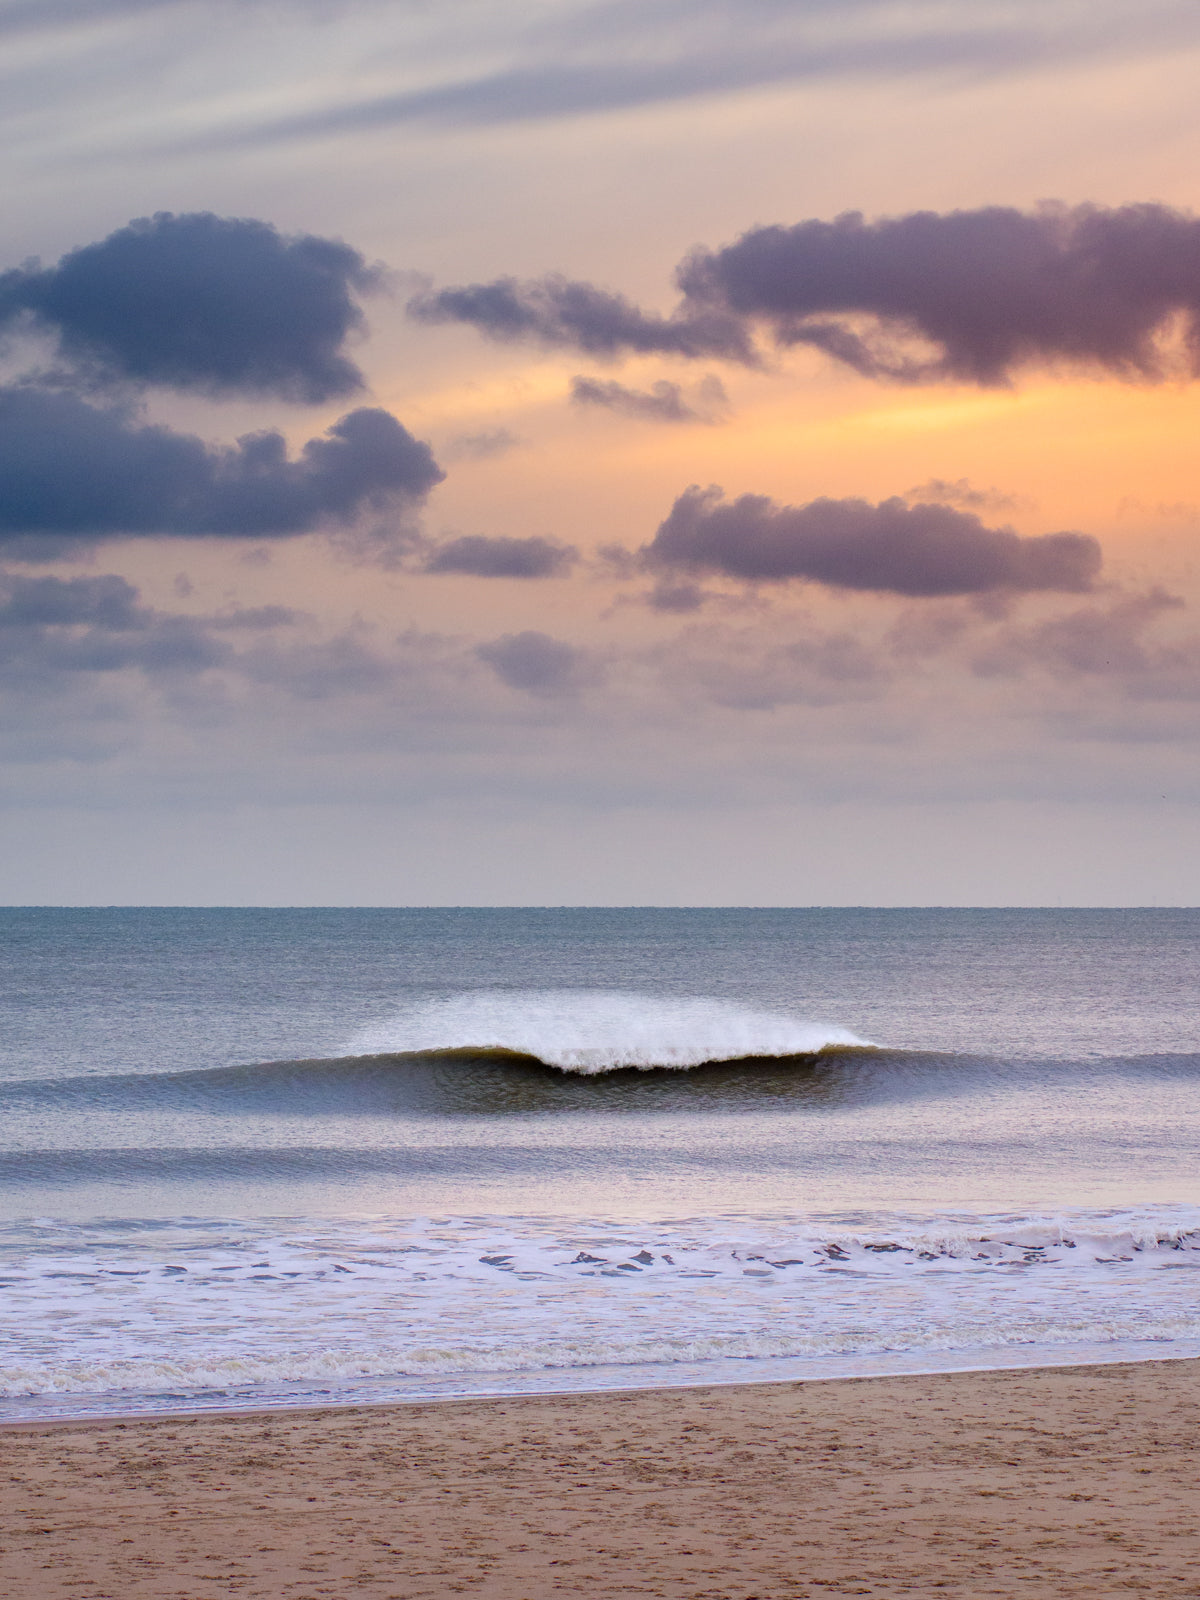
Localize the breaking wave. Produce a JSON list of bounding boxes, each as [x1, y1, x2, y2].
[[343, 990, 870, 1073]]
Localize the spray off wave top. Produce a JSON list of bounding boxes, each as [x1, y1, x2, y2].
[[344, 989, 870, 1073]]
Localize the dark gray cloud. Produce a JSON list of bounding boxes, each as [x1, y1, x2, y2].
[[421, 203, 1200, 388], [425, 535, 577, 578], [0, 571, 143, 630], [477, 630, 593, 695], [570, 374, 727, 423], [0, 212, 376, 402], [0, 388, 443, 552], [408, 275, 752, 362], [644, 486, 1102, 597]]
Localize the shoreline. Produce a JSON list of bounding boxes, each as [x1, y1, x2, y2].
[[6, 1333, 1200, 1429], [4, 1358, 1199, 1597]]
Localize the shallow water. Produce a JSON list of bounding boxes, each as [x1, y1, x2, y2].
[[1, 907, 1197, 1418]]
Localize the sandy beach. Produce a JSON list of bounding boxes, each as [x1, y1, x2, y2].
[[2, 1359, 1198, 1598]]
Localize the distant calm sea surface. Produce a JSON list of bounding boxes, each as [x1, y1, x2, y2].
[[1, 907, 1198, 1419]]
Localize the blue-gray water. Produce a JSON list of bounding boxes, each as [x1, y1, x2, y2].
[[1, 907, 1198, 1419]]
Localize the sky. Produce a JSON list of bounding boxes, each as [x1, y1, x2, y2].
[[4, 0, 1200, 905]]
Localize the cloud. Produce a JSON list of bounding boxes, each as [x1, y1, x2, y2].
[[0, 570, 227, 682], [658, 621, 887, 710], [0, 571, 143, 629], [643, 486, 1102, 597], [0, 388, 443, 553], [0, 568, 469, 714], [408, 275, 752, 362], [570, 373, 728, 423], [0, 570, 303, 646], [476, 630, 595, 695], [237, 629, 399, 700], [875, 584, 1200, 707], [679, 202, 1200, 384], [0, 212, 377, 402], [442, 428, 522, 462], [972, 589, 1200, 695], [0, 0, 197, 35], [205, 604, 305, 630], [205, 1, 1193, 148], [646, 577, 709, 612], [904, 478, 1023, 513], [425, 535, 577, 578], [420, 202, 1200, 388], [0, 569, 456, 711], [0, 564, 594, 719]]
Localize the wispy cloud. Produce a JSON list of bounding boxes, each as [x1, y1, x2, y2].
[[571, 373, 728, 423], [185, 1, 1199, 149]]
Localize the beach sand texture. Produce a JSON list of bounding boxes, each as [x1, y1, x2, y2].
[[2, 1361, 1199, 1599]]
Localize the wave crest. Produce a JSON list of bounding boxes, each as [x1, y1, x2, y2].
[[343, 989, 869, 1073]]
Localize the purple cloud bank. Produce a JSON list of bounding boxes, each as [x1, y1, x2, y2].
[[643, 487, 1102, 597], [415, 203, 1200, 386]]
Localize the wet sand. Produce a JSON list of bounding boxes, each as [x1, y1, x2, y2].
[[2, 1359, 1199, 1598]]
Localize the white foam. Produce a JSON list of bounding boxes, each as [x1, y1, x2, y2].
[[3, 1207, 1200, 1417], [343, 989, 868, 1072]]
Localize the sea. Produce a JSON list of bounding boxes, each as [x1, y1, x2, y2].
[[1, 906, 1198, 1422]]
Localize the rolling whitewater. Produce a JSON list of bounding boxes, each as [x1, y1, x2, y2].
[[1, 906, 1198, 1419]]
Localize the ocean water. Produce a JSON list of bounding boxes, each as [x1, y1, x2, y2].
[[1, 906, 1198, 1420]]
